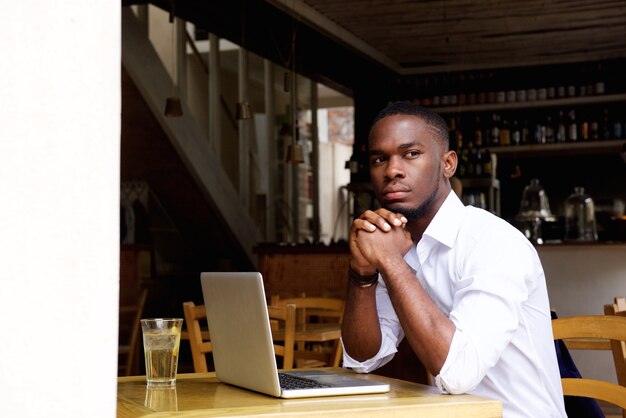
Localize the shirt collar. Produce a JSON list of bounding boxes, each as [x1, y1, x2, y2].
[[406, 190, 465, 270], [422, 189, 465, 249]]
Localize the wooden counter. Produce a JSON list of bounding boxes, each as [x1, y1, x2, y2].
[[117, 369, 502, 418]]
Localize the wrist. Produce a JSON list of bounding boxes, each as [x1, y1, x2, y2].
[[348, 265, 379, 288]]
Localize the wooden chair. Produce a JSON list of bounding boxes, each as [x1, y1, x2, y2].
[[118, 288, 148, 376], [268, 303, 297, 370], [182, 301, 213, 373], [604, 297, 626, 418], [183, 301, 297, 372], [552, 315, 626, 413], [605, 297, 626, 386], [270, 295, 344, 367]]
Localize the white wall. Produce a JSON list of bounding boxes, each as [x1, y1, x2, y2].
[[539, 244, 626, 385], [0, 2, 120, 417], [318, 142, 352, 243]]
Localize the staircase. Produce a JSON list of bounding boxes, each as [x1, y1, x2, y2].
[[121, 7, 260, 272]]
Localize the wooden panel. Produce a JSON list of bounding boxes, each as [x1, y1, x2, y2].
[[256, 244, 350, 298]]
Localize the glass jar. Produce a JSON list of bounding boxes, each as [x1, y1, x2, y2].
[[515, 178, 555, 244], [517, 178, 553, 219], [564, 187, 598, 242]]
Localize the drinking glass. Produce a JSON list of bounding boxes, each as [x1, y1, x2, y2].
[[141, 318, 183, 387]]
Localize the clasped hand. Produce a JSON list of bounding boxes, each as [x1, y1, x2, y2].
[[350, 208, 413, 275]]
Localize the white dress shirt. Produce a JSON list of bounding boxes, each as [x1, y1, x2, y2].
[[343, 190, 566, 418]]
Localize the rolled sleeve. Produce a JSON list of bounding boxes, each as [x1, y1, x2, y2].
[[435, 328, 481, 393], [341, 335, 397, 373]]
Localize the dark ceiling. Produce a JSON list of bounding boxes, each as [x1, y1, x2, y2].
[[272, 0, 626, 73], [127, 0, 626, 93]]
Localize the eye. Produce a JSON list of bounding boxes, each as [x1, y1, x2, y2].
[[404, 150, 421, 158], [371, 155, 386, 166]]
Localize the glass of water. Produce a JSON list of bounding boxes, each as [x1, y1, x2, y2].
[[140, 318, 183, 387]]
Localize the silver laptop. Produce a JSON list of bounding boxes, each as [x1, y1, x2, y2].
[[200, 271, 391, 398]]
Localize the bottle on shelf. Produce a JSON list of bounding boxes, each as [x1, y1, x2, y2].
[[601, 107, 611, 139], [614, 120, 623, 139], [482, 149, 493, 178], [489, 113, 500, 146], [448, 116, 458, 148], [556, 111, 567, 142], [567, 110, 578, 141], [421, 77, 432, 107], [594, 62, 605, 95], [590, 109, 599, 140], [486, 71, 496, 104], [457, 148, 469, 178], [534, 120, 546, 144], [521, 120, 530, 145], [545, 114, 555, 144], [466, 144, 477, 177], [473, 115, 483, 148], [449, 73, 458, 106], [467, 72, 477, 105], [475, 148, 484, 177], [511, 120, 521, 145], [580, 111, 590, 141], [500, 117, 511, 146], [457, 73, 467, 106]]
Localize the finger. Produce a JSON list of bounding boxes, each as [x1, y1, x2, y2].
[[360, 210, 392, 231], [352, 218, 377, 233], [372, 209, 408, 227]]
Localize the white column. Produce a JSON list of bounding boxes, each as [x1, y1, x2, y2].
[[209, 34, 221, 155], [310, 82, 320, 242], [0, 1, 120, 417], [175, 17, 187, 102], [238, 48, 250, 209], [264, 60, 276, 240]]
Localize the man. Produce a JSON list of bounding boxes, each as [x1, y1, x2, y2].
[[341, 101, 566, 417]]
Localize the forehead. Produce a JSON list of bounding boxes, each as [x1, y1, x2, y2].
[[369, 114, 434, 147]]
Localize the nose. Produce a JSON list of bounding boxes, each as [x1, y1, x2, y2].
[[384, 155, 405, 180]]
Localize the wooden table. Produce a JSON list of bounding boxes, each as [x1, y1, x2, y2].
[[117, 368, 502, 418]]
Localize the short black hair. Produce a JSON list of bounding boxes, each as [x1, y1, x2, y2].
[[371, 101, 450, 151]]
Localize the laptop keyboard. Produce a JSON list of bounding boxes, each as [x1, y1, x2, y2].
[[278, 373, 332, 389]]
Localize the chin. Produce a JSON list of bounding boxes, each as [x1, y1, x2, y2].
[[383, 203, 419, 221]]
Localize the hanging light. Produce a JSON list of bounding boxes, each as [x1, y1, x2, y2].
[[235, 1, 252, 120], [164, 0, 182, 117], [286, 142, 304, 164], [164, 97, 183, 117], [235, 101, 253, 120]]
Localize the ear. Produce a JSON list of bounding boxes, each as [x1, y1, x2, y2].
[[442, 150, 457, 179]]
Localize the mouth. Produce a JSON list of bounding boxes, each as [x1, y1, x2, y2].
[[382, 184, 411, 202]]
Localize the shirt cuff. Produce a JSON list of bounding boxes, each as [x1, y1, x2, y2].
[[435, 327, 481, 394], [340, 337, 398, 373]]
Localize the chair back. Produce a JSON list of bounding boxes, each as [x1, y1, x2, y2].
[[118, 288, 148, 376], [271, 296, 345, 324], [604, 297, 626, 390], [271, 296, 344, 367], [268, 303, 297, 370], [552, 315, 626, 411], [182, 301, 213, 373]]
